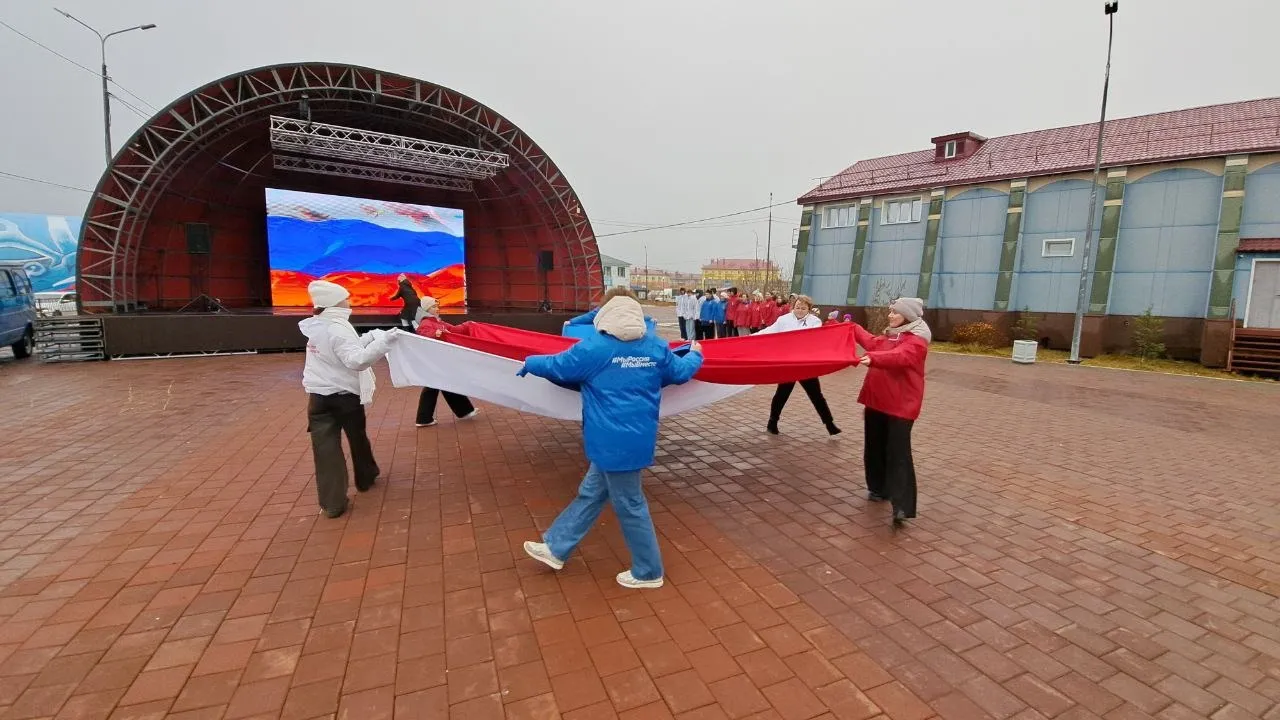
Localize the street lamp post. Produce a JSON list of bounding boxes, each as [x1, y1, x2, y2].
[[1068, 1, 1119, 364], [55, 8, 156, 164]]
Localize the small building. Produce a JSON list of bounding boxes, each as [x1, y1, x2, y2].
[[701, 258, 780, 292], [599, 253, 631, 290], [670, 272, 702, 290], [793, 97, 1280, 364], [631, 268, 673, 293]]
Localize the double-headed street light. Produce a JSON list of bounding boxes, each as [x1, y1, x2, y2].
[[54, 8, 157, 164]]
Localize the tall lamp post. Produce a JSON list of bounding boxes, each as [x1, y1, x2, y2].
[[55, 8, 157, 164], [1068, 1, 1119, 364]]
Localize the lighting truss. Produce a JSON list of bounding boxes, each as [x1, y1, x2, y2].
[[268, 115, 509, 180], [272, 154, 473, 192]]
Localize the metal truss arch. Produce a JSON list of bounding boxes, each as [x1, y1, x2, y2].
[[77, 62, 601, 312]]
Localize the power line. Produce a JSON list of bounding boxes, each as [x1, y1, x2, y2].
[[0, 170, 94, 193], [594, 200, 795, 238], [0, 19, 158, 112]]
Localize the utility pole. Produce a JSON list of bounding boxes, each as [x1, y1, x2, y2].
[[56, 8, 157, 164], [1069, 1, 1119, 364], [765, 192, 774, 293], [643, 244, 649, 300]]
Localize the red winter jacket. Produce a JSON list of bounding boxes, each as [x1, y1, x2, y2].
[[736, 302, 751, 327], [747, 302, 764, 329], [852, 324, 928, 421], [726, 295, 742, 324], [415, 315, 454, 339]]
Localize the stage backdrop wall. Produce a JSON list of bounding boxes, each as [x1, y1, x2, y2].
[[0, 213, 80, 292]]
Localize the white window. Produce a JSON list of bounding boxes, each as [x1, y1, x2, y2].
[[943, 140, 958, 159], [618, 268, 627, 278], [603, 266, 612, 279], [881, 197, 923, 225], [1042, 238, 1075, 257], [822, 204, 857, 229]]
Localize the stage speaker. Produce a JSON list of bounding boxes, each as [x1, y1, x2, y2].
[[185, 223, 211, 254], [537, 250, 554, 272]]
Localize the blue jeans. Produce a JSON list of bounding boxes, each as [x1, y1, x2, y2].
[[544, 464, 663, 581]]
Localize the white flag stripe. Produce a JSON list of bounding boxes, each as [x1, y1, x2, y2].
[[386, 333, 752, 421]]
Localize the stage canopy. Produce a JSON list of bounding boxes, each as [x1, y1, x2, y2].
[[76, 62, 601, 313]]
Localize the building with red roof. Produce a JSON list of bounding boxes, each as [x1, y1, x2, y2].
[[791, 97, 1280, 365]]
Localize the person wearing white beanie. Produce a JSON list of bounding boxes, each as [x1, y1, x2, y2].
[[299, 279, 402, 518]]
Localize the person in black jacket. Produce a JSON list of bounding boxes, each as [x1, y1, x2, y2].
[[389, 274, 421, 329]]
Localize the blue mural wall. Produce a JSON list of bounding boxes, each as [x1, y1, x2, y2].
[[1011, 179, 1101, 313], [0, 213, 81, 293], [802, 215, 857, 306], [858, 201, 925, 305], [932, 188, 1006, 310], [1235, 161, 1280, 319], [1110, 168, 1221, 317]]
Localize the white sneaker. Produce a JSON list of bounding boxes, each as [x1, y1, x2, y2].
[[616, 570, 664, 590], [416, 420, 437, 428], [460, 410, 479, 420], [523, 541, 564, 571]]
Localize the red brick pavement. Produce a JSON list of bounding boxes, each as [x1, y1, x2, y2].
[[0, 338, 1278, 719]]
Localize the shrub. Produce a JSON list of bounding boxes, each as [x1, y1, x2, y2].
[[1131, 307, 1166, 361], [951, 321, 1003, 349], [1010, 309, 1039, 343]]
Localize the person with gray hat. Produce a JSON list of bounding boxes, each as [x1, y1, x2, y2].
[[852, 297, 930, 525]]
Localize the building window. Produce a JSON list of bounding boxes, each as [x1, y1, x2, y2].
[[1042, 238, 1075, 258], [821, 204, 857, 229], [618, 268, 627, 278], [603, 266, 612, 279], [943, 140, 958, 159], [882, 197, 923, 225]]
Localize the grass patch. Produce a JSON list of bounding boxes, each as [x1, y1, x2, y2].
[[931, 341, 1276, 382]]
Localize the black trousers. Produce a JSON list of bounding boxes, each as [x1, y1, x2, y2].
[[693, 320, 703, 339], [863, 408, 917, 517], [307, 392, 379, 513], [769, 378, 834, 426], [678, 317, 688, 340], [416, 387, 475, 424]]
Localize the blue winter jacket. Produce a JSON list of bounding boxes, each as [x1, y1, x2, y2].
[[519, 333, 703, 472], [698, 299, 716, 323], [567, 307, 658, 334]]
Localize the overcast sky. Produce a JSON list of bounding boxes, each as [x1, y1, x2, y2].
[[2, 0, 1276, 274]]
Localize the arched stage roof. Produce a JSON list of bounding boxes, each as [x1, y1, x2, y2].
[[76, 62, 602, 313]]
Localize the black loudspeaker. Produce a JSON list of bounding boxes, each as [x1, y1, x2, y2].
[[185, 223, 211, 254], [537, 250, 554, 271]]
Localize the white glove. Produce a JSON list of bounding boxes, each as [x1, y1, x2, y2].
[[384, 328, 404, 344], [366, 329, 387, 343]]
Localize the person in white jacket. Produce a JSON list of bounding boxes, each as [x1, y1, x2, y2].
[[299, 280, 402, 518], [756, 294, 840, 437]]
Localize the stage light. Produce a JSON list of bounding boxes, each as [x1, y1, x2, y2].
[[272, 155, 473, 192]]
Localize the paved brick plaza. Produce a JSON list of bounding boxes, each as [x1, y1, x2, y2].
[[1, 332, 1278, 719]]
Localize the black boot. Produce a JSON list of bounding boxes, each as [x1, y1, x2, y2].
[[826, 422, 842, 436], [766, 419, 779, 435]]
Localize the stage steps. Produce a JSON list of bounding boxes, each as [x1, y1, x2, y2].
[[1227, 327, 1280, 377], [35, 316, 106, 363]]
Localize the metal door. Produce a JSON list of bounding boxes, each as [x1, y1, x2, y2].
[[1245, 260, 1280, 329]]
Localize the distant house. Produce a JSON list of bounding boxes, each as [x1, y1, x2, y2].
[[793, 97, 1280, 365], [599, 253, 631, 290]]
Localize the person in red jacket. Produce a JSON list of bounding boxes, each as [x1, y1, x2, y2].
[[823, 310, 841, 326], [414, 296, 480, 427], [852, 297, 930, 526], [748, 291, 766, 333], [725, 288, 741, 336]]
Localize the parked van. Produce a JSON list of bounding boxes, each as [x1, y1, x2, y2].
[[0, 264, 37, 359]]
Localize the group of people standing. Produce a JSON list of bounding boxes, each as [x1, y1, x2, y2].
[[299, 274, 931, 590], [674, 287, 797, 340]]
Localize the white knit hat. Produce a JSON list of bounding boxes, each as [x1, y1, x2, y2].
[[307, 280, 350, 308]]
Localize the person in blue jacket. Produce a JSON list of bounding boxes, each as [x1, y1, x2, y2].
[[564, 286, 658, 334], [712, 291, 729, 339], [698, 288, 718, 339], [520, 295, 704, 589]]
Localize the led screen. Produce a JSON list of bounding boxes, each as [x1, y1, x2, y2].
[[266, 188, 465, 308]]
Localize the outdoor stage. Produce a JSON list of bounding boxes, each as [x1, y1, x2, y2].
[[98, 308, 576, 357]]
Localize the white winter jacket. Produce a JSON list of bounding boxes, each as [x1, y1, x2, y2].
[[756, 311, 822, 334], [299, 308, 393, 404]]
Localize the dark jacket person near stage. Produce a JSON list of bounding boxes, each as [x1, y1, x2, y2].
[[299, 280, 402, 518], [390, 274, 421, 328], [518, 295, 703, 589]]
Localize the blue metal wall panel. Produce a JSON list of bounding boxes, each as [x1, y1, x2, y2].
[[1012, 179, 1100, 313], [859, 205, 924, 305], [1242, 162, 1280, 238], [1110, 168, 1220, 317], [934, 188, 1006, 310], [804, 222, 857, 306]]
